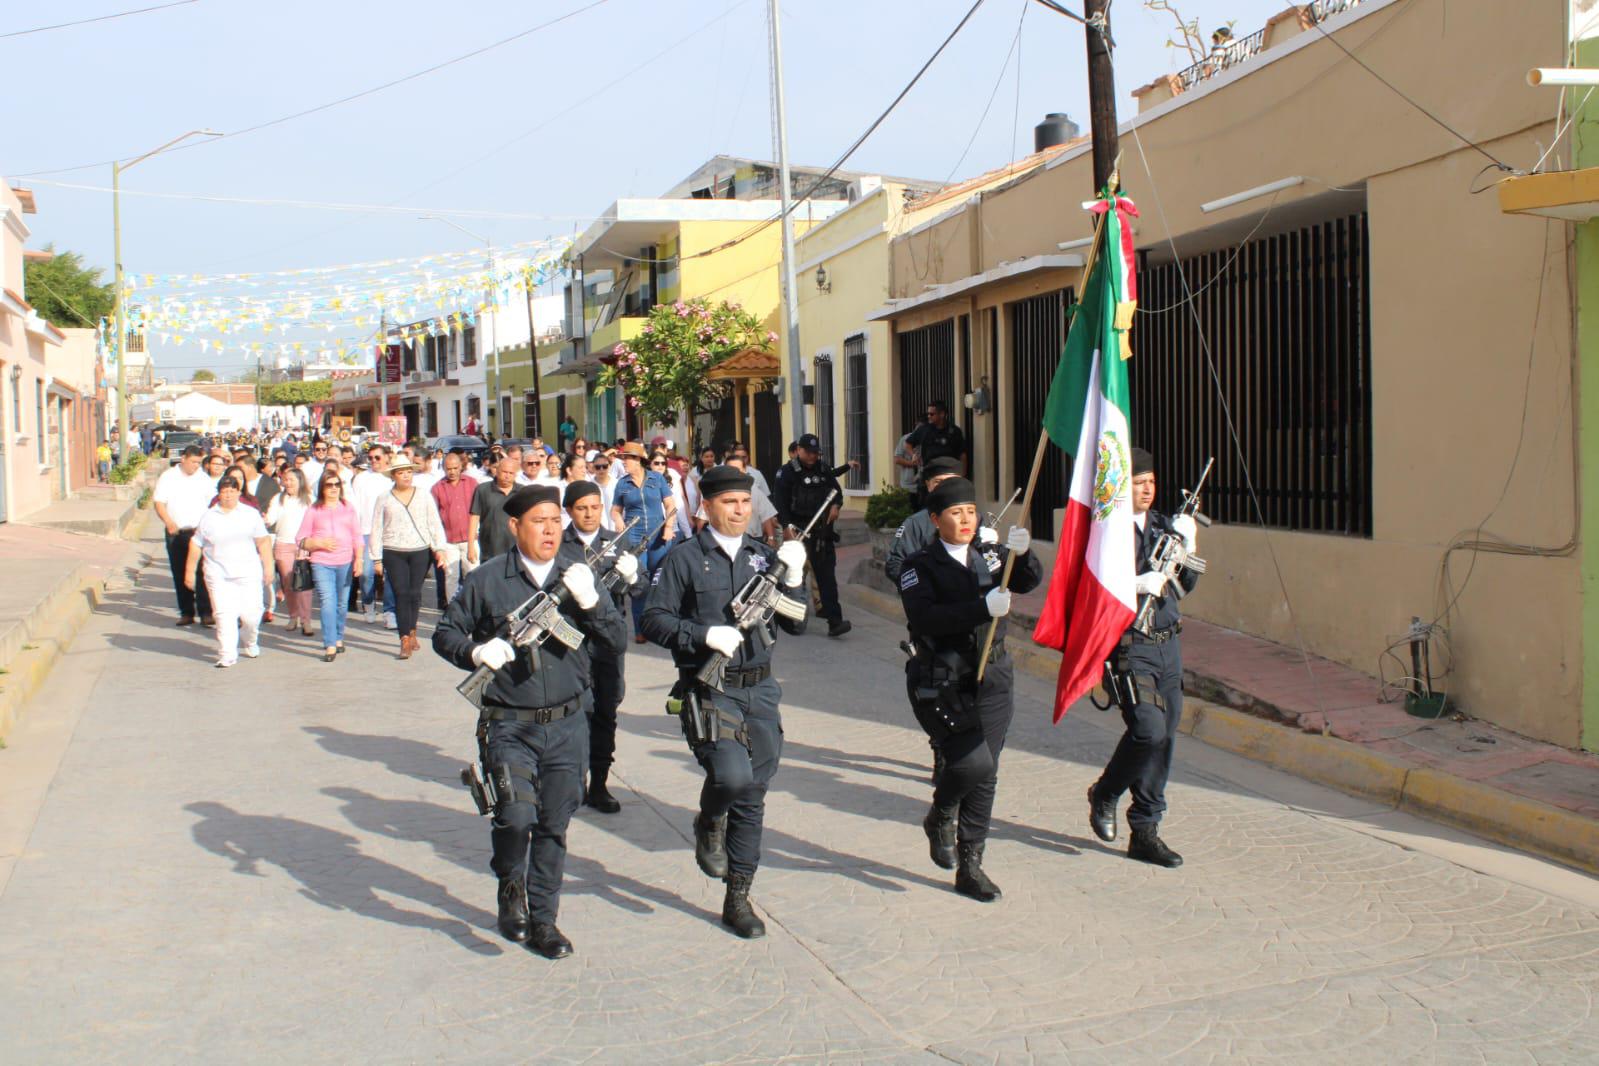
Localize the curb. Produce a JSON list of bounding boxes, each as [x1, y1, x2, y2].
[[840, 583, 1599, 877]]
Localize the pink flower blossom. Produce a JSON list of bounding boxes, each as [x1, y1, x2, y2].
[[765, 331, 778, 344], [673, 300, 689, 317], [613, 343, 630, 357], [715, 335, 728, 345], [628, 396, 641, 408], [642, 323, 654, 335]]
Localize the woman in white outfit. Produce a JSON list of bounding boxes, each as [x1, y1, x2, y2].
[[370, 457, 448, 660], [265, 467, 314, 635], [185, 475, 274, 668]]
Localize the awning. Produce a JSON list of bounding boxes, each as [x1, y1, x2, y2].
[[865, 253, 1084, 322]]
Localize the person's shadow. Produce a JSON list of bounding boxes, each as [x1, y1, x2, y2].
[[184, 801, 502, 956], [322, 787, 706, 923], [303, 726, 463, 787]]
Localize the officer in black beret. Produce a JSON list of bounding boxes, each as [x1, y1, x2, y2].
[[1087, 447, 1200, 868], [433, 484, 629, 958], [898, 477, 1041, 902], [562, 479, 643, 813], [641, 464, 810, 938], [772, 432, 851, 637]]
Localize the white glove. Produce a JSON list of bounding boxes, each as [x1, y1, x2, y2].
[[561, 562, 599, 610], [612, 552, 640, 585], [471, 637, 516, 670], [1171, 514, 1198, 551], [978, 526, 999, 546], [1135, 570, 1168, 598], [1005, 525, 1031, 554], [705, 625, 742, 656], [985, 587, 1012, 618], [776, 541, 806, 587]]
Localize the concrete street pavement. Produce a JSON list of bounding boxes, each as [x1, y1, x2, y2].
[[2, 534, 1597, 1063]]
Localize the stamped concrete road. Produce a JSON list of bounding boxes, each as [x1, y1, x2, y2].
[[2, 540, 1598, 1064]]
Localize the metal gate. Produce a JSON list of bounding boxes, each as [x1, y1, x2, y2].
[[1130, 212, 1372, 535], [1010, 288, 1073, 538], [843, 335, 870, 490], [897, 320, 956, 440], [813, 355, 835, 463]]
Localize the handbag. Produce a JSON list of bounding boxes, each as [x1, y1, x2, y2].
[[290, 557, 315, 592]]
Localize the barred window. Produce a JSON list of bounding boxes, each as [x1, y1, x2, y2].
[[843, 334, 869, 490]]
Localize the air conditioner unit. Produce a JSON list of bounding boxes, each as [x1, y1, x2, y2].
[[409, 371, 424, 384]]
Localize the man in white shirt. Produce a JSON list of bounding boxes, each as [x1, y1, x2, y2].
[[411, 447, 443, 493], [302, 438, 330, 486], [352, 446, 397, 626], [153, 445, 220, 624]]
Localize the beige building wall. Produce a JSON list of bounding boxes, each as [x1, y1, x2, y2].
[[877, 0, 1581, 745]]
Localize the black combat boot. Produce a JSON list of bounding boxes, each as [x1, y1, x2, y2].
[[1128, 826, 1183, 868], [1087, 783, 1118, 843], [526, 921, 573, 960], [922, 803, 958, 870], [827, 618, 852, 637], [584, 769, 622, 814], [721, 872, 767, 939], [496, 878, 531, 943], [694, 812, 729, 879], [954, 841, 1002, 902]]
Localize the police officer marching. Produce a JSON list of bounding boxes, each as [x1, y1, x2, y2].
[[562, 479, 643, 814], [641, 465, 810, 938], [772, 433, 851, 638], [1086, 448, 1200, 868], [898, 477, 1041, 901], [432, 485, 628, 958]]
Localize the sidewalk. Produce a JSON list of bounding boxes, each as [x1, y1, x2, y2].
[[840, 540, 1599, 873]]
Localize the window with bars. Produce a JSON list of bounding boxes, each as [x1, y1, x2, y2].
[[524, 391, 538, 437], [843, 335, 869, 490], [897, 319, 956, 439], [813, 354, 835, 464], [461, 325, 477, 366], [35, 381, 45, 462], [1129, 212, 1372, 536]]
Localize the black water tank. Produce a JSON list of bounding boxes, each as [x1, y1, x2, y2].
[[1034, 113, 1080, 153]]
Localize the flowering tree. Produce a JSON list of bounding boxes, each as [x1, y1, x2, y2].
[[596, 297, 776, 427]]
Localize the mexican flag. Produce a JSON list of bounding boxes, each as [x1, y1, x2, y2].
[[1031, 194, 1140, 723]]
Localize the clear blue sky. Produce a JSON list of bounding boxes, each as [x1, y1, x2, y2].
[[4, 0, 1286, 373]]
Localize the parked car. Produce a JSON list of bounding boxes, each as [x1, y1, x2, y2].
[[429, 434, 491, 466], [161, 431, 203, 461]]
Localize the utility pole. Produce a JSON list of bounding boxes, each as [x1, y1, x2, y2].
[[523, 268, 542, 439], [1083, 0, 1119, 194], [767, 0, 806, 440], [254, 353, 262, 429]]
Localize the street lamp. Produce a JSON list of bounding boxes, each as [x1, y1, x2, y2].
[[418, 215, 499, 436], [112, 128, 222, 461]]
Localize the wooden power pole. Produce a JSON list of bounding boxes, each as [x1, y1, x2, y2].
[[1083, 0, 1119, 194]]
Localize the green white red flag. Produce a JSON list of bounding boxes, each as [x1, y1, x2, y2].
[[1031, 193, 1140, 722]]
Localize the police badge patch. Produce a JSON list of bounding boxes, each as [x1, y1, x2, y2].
[[982, 549, 1002, 573], [899, 567, 919, 590], [750, 555, 770, 573]]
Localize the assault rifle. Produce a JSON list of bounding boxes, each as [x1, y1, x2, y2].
[[454, 526, 638, 711], [590, 516, 661, 594], [694, 488, 838, 691], [1130, 456, 1214, 638]]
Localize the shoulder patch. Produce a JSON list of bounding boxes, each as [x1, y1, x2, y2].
[[899, 567, 920, 591], [650, 568, 663, 586], [983, 549, 1002, 573]]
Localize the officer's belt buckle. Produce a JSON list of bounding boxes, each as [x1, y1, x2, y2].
[[722, 664, 771, 689], [484, 700, 579, 724]]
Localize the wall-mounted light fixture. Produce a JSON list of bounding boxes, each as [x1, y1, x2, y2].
[[815, 265, 831, 293], [964, 376, 991, 414]]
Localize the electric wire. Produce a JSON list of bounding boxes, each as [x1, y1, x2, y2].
[[0, 0, 198, 39], [11, 0, 614, 177]]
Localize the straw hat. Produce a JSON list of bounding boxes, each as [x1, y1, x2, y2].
[[386, 458, 418, 476], [618, 441, 649, 460]]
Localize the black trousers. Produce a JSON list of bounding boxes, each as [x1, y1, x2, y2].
[[1095, 638, 1183, 830], [164, 528, 212, 618], [925, 658, 1015, 844], [485, 710, 588, 924], [692, 677, 783, 877], [804, 536, 842, 622], [382, 547, 430, 635], [589, 648, 625, 774]]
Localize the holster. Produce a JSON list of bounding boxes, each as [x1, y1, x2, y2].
[[906, 649, 980, 743], [462, 719, 538, 818], [667, 677, 751, 751]]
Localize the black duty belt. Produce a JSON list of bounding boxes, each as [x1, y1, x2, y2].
[[686, 663, 771, 689], [1135, 622, 1182, 645], [482, 698, 581, 724]]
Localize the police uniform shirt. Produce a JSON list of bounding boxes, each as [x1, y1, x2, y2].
[[433, 541, 628, 709], [883, 508, 936, 584], [772, 459, 843, 530], [640, 527, 808, 671], [897, 537, 1042, 659], [906, 420, 967, 466], [1134, 508, 1199, 634], [562, 524, 637, 611]]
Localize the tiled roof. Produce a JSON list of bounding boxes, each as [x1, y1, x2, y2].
[[904, 140, 1083, 217]]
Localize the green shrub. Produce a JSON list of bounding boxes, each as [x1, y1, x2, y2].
[[864, 483, 914, 531], [108, 450, 149, 485]]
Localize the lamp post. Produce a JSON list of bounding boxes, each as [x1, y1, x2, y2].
[[418, 216, 497, 435], [112, 128, 222, 462]]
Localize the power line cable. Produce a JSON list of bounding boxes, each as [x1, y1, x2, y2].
[[12, 0, 614, 177], [0, 0, 198, 39]]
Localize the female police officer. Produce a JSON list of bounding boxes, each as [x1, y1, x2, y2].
[[897, 476, 1040, 902]]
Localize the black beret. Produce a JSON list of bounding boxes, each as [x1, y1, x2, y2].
[[1131, 448, 1154, 476], [562, 479, 601, 507], [698, 464, 755, 499], [920, 456, 963, 485], [926, 476, 977, 513], [504, 485, 562, 519]]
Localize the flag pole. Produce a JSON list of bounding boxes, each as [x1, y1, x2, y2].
[[975, 201, 1113, 683]]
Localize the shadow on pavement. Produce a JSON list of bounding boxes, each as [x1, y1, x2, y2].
[[183, 800, 504, 956], [305, 726, 463, 787], [322, 787, 708, 923]]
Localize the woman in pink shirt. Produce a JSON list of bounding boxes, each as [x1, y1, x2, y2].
[[296, 472, 364, 662]]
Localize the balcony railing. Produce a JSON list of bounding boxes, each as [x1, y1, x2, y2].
[[1175, 0, 1364, 93]]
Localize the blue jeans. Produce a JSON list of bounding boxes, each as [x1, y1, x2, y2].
[[360, 544, 394, 613], [312, 562, 353, 646]]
